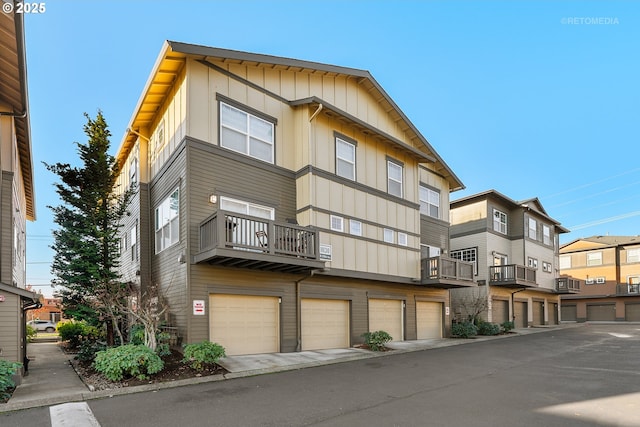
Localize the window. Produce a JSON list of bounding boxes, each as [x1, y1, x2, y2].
[[349, 219, 362, 236], [527, 218, 537, 240], [155, 188, 179, 253], [586, 251, 602, 266], [559, 255, 571, 269], [387, 160, 403, 197], [450, 247, 478, 274], [493, 209, 507, 234], [585, 278, 594, 285], [419, 185, 440, 219], [335, 137, 356, 180], [398, 232, 408, 247], [596, 277, 606, 284], [129, 156, 138, 187], [629, 276, 640, 294], [543, 225, 551, 245], [383, 228, 394, 243], [421, 244, 441, 258], [542, 261, 552, 273], [130, 222, 138, 261], [220, 101, 274, 163], [628, 248, 640, 263], [330, 215, 344, 232], [528, 257, 538, 269], [220, 197, 274, 219]]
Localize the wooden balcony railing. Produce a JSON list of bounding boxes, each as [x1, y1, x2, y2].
[[199, 210, 319, 260], [556, 277, 581, 293], [422, 256, 475, 283], [489, 264, 537, 286], [616, 283, 640, 296]]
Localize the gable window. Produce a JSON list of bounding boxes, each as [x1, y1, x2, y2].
[[528, 218, 537, 240], [493, 209, 507, 234], [586, 251, 602, 266], [559, 255, 571, 269], [450, 247, 478, 274], [349, 219, 362, 236], [383, 228, 394, 243], [419, 185, 440, 219], [628, 248, 640, 263], [335, 137, 356, 180], [387, 160, 403, 198], [543, 225, 551, 245], [330, 215, 344, 232], [155, 188, 179, 253], [220, 101, 274, 163]]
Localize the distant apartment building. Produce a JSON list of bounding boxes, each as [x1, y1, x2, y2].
[[0, 10, 38, 380], [560, 236, 640, 322], [449, 190, 577, 327], [113, 41, 475, 355]]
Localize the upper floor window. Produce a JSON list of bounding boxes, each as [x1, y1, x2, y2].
[[220, 197, 274, 220], [493, 209, 507, 234], [398, 232, 408, 247], [129, 156, 138, 187], [628, 248, 640, 263], [419, 185, 440, 219], [542, 261, 552, 273], [335, 137, 356, 180], [330, 215, 344, 232], [543, 225, 551, 245], [349, 219, 362, 236], [155, 188, 179, 253], [586, 251, 602, 266], [383, 228, 394, 243], [131, 222, 138, 262], [387, 159, 403, 198], [528, 218, 537, 240], [528, 257, 538, 269], [450, 247, 478, 274], [559, 255, 571, 269], [220, 101, 274, 163]]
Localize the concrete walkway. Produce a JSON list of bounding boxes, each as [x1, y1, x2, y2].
[[1, 324, 579, 413]]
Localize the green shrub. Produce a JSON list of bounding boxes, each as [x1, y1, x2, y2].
[[182, 341, 226, 371], [93, 344, 164, 381], [26, 324, 37, 342], [129, 323, 145, 345], [361, 330, 393, 351], [0, 360, 22, 401], [477, 322, 501, 336], [76, 340, 107, 363], [451, 322, 478, 338], [501, 321, 515, 333], [58, 322, 101, 350]]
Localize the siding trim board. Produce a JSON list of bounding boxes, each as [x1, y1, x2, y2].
[[312, 224, 421, 252], [317, 268, 418, 284]]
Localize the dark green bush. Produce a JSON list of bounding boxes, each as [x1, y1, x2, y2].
[[477, 322, 501, 336], [0, 360, 22, 401], [452, 322, 478, 338], [501, 321, 515, 333], [93, 344, 164, 381], [361, 330, 393, 351], [182, 341, 226, 371], [26, 324, 37, 342], [58, 322, 101, 350], [76, 340, 107, 363], [129, 323, 145, 345]]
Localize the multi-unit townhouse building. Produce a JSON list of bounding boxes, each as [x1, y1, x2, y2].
[[114, 41, 476, 356], [0, 10, 38, 380], [560, 235, 640, 322], [449, 190, 578, 327]]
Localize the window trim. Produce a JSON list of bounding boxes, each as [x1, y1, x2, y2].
[[528, 218, 537, 240], [527, 257, 538, 269], [628, 248, 640, 263], [349, 219, 362, 236], [493, 209, 508, 235], [586, 251, 603, 266], [386, 158, 404, 198], [419, 184, 440, 219], [335, 134, 357, 181], [543, 224, 551, 245], [450, 247, 478, 275], [219, 99, 276, 164], [155, 187, 180, 254], [398, 232, 408, 247], [383, 228, 394, 243], [559, 255, 571, 269], [330, 215, 344, 233]]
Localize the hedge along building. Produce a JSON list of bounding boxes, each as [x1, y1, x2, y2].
[[114, 41, 475, 356], [0, 9, 39, 381]]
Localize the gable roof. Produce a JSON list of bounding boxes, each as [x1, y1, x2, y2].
[[451, 189, 568, 232], [0, 11, 35, 220], [117, 41, 464, 191], [561, 235, 640, 251]]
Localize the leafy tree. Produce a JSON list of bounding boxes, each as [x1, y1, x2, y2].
[[46, 111, 134, 345]]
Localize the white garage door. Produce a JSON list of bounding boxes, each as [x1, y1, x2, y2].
[[301, 299, 350, 351], [209, 294, 279, 356], [369, 299, 403, 342], [416, 301, 442, 339]]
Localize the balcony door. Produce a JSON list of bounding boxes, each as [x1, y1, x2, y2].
[[492, 253, 509, 280], [220, 197, 274, 248]]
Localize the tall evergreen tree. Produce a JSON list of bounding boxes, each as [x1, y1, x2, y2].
[[46, 111, 134, 345]]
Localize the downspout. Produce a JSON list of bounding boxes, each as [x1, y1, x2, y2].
[[22, 299, 42, 373], [510, 288, 526, 326], [295, 269, 322, 352], [307, 103, 323, 224]]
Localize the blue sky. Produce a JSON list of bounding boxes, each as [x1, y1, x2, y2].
[[22, 1, 640, 296]]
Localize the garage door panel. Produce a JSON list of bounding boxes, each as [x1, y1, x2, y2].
[[210, 294, 279, 356], [533, 302, 544, 326], [626, 304, 640, 321], [302, 299, 349, 351], [416, 301, 442, 339], [514, 302, 527, 328], [561, 305, 577, 321], [369, 299, 403, 341], [492, 299, 508, 324], [587, 304, 615, 321]]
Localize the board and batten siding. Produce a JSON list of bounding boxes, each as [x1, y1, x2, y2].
[[0, 292, 20, 362], [1, 172, 13, 285]]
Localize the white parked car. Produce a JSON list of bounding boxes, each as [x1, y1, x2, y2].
[[27, 320, 57, 333]]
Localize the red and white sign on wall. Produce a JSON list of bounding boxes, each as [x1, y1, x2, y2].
[[0, 295, 5, 302], [193, 299, 205, 316]]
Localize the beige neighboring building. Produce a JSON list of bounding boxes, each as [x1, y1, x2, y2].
[[114, 41, 476, 355], [0, 10, 38, 380], [560, 236, 640, 322], [449, 190, 577, 327]]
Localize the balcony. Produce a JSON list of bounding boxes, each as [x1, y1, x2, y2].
[[488, 264, 537, 288], [421, 256, 476, 288], [556, 276, 581, 294], [194, 210, 325, 274], [616, 283, 640, 296]]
